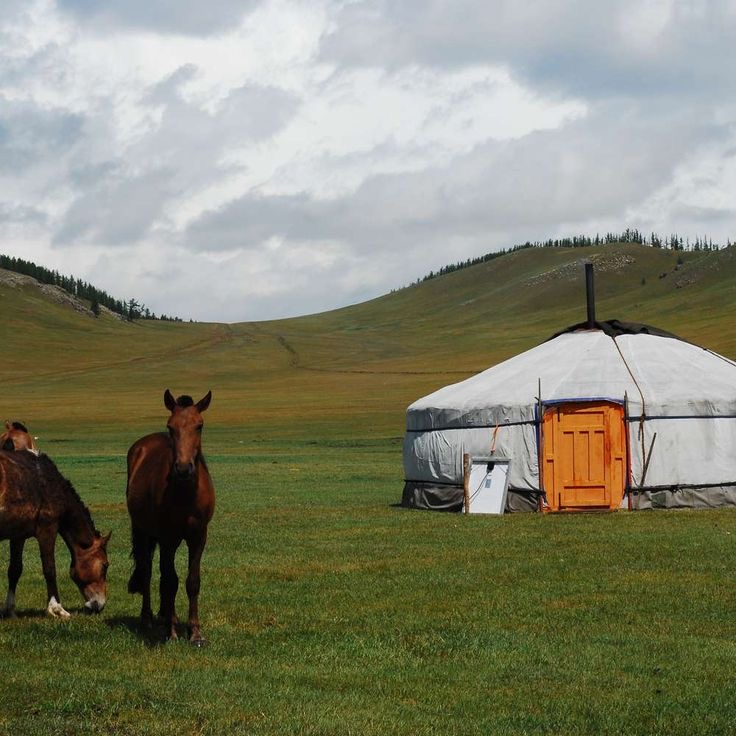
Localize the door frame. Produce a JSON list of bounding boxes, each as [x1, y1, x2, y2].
[[540, 400, 627, 512]]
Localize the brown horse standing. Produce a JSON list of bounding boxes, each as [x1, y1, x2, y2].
[[126, 389, 215, 643], [0, 449, 110, 618], [1, 421, 39, 454]]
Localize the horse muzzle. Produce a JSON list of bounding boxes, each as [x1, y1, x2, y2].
[[174, 461, 196, 479], [84, 596, 106, 613]]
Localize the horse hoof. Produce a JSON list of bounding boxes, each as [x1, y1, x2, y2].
[[190, 637, 207, 648], [47, 597, 71, 619]]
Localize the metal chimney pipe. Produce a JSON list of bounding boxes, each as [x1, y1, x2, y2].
[[585, 262, 596, 328]]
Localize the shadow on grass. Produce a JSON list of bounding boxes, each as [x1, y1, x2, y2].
[[0, 608, 47, 620], [105, 616, 207, 648], [105, 615, 168, 647], [1, 606, 93, 619], [1, 605, 105, 620]]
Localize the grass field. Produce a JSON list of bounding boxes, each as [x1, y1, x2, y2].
[[2, 243, 736, 734]]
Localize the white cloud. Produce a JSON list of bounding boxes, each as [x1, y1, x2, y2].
[[56, 0, 261, 36], [1, 0, 735, 321]]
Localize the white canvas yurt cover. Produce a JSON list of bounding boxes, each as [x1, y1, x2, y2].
[[402, 321, 736, 512]]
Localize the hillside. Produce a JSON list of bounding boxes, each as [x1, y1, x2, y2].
[[4, 242, 736, 735], [2, 242, 736, 447]]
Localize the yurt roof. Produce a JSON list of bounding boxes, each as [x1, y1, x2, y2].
[[407, 322, 736, 431]]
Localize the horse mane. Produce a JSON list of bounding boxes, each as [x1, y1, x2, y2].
[[176, 395, 194, 407], [10, 421, 29, 432], [35, 454, 98, 535]]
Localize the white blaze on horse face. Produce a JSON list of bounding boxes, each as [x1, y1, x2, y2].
[[47, 596, 71, 619], [84, 592, 107, 612]]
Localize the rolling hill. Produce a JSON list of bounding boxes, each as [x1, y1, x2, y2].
[[2, 241, 736, 447], [4, 242, 736, 735]]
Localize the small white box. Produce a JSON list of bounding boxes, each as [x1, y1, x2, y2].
[[464, 456, 511, 515]]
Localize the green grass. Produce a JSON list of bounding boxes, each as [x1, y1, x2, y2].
[[3, 243, 736, 734], [3, 444, 736, 735]]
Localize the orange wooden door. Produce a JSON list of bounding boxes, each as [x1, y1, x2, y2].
[[542, 402, 626, 512]]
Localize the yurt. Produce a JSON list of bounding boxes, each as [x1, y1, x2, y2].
[[402, 316, 736, 513]]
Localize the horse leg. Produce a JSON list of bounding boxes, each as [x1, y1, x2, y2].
[[185, 530, 207, 644], [37, 527, 70, 619], [159, 542, 179, 641], [129, 526, 155, 627], [1, 538, 25, 618]]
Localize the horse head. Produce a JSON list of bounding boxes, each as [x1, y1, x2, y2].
[[1, 420, 39, 455], [70, 531, 111, 613], [164, 389, 212, 479]]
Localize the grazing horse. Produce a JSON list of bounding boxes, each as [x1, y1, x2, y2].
[[1, 420, 39, 454], [126, 389, 215, 643], [0, 450, 110, 618]]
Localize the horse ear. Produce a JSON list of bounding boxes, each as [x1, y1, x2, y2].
[[93, 531, 111, 548], [4, 420, 10, 430], [164, 389, 176, 411], [196, 390, 212, 413]]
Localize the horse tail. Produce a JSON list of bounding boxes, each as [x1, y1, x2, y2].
[[128, 528, 155, 595]]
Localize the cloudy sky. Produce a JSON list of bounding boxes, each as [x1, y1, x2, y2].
[[1, 0, 735, 321]]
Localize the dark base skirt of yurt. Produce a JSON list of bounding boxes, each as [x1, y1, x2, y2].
[[401, 481, 541, 513]]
